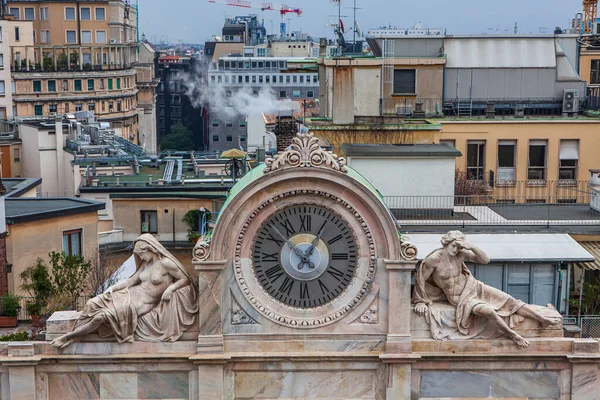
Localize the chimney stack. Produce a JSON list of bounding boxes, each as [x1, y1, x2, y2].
[[273, 113, 298, 152], [319, 38, 327, 57]]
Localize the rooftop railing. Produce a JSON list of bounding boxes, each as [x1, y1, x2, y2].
[[383, 194, 600, 227]]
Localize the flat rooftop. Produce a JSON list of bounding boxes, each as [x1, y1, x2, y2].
[[3, 178, 41, 198], [342, 143, 462, 157], [5, 198, 104, 224]]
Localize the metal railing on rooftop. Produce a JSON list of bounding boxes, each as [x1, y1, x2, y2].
[[381, 96, 592, 118], [384, 194, 600, 227]]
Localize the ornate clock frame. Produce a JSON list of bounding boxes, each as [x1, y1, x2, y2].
[[193, 132, 417, 355]]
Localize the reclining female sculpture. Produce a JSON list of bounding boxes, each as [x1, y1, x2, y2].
[[51, 234, 198, 348], [413, 231, 561, 347]]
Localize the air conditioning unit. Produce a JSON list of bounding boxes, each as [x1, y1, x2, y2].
[[110, 38, 117, 44], [562, 89, 579, 113]]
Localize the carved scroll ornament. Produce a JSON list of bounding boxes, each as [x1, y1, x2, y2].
[[264, 131, 348, 173], [192, 236, 211, 262]]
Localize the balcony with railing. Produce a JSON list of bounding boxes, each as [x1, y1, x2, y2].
[[10, 43, 139, 73], [383, 185, 600, 228]]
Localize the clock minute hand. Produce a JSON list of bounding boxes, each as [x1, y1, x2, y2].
[[270, 224, 305, 258], [305, 226, 325, 257]]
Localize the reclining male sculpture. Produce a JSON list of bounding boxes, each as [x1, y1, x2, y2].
[[412, 231, 562, 347]]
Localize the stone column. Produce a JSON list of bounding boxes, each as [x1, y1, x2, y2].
[[8, 366, 36, 400], [195, 363, 226, 400], [384, 259, 416, 353], [194, 260, 227, 354], [570, 340, 600, 399]]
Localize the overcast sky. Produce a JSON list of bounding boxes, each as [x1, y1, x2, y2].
[[138, 0, 581, 44]]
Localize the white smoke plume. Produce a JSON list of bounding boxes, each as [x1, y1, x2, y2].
[[174, 59, 300, 120]]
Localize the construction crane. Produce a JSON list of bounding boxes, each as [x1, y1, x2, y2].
[[208, 0, 302, 37], [583, 0, 598, 34]]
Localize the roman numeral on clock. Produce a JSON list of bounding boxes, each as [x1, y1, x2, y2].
[[327, 266, 345, 281], [261, 252, 278, 262], [279, 277, 294, 296], [280, 219, 295, 236], [318, 279, 329, 295], [266, 232, 283, 246], [265, 264, 284, 282], [332, 253, 348, 260], [299, 214, 311, 231], [328, 234, 343, 245], [300, 282, 310, 299]]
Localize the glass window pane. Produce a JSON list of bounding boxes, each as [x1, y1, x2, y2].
[[95, 8, 105, 20], [508, 264, 530, 284], [532, 264, 555, 306], [81, 31, 91, 44], [24, 8, 34, 20], [81, 8, 90, 20], [71, 232, 81, 255], [507, 285, 530, 303], [529, 145, 546, 167], [62, 234, 69, 253], [65, 7, 75, 20], [96, 31, 106, 44], [478, 264, 504, 290], [498, 144, 515, 168]]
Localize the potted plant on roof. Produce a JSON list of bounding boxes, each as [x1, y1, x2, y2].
[[20, 258, 54, 328], [0, 294, 21, 327]]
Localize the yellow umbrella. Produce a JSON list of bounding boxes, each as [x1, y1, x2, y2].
[[220, 148, 247, 159]]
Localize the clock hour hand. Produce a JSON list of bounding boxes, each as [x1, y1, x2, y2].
[[270, 224, 305, 259]]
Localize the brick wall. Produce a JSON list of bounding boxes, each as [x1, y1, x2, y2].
[[274, 117, 298, 152], [0, 233, 8, 295]]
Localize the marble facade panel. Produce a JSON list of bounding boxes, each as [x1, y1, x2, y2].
[[99, 373, 137, 399], [47, 373, 100, 400], [8, 367, 37, 400], [1, 372, 8, 400], [233, 370, 378, 399], [137, 372, 189, 399], [419, 371, 492, 398], [490, 371, 560, 398], [571, 363, 600, 400]]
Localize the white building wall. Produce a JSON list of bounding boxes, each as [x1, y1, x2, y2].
[[347, 157, 456, 209], [353, 67, 381, 116], [246, 113, 274, 153], [19, 124, 42, 185]]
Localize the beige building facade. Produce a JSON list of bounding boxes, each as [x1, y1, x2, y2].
[[5, 199, 103, 296], [580, 45, 600, 97], [0, 17, 34, 120], [318, 57, 445, 124], [439, 119, 600, 184], [5, 0, 145, 143]]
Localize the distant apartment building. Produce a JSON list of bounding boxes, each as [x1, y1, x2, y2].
[[579, 43, 600, 106], [308, 28, 599, 202], [363, 30, 585, 117], [136, 41, 159, 153], [4, 0, 154, 145], [156, 55, 206, 150], [0, 16, 34, 120]]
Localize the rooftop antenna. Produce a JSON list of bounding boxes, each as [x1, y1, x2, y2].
[[345, 0, 361, 50], [514, 22, 518, 35]]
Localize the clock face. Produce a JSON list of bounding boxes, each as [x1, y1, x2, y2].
[[252, 205, 357, 308]]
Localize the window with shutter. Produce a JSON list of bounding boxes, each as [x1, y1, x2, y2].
[[393, 69, 416, 94]]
